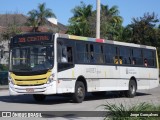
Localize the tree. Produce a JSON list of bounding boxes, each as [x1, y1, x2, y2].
[[67, 2, 123, 40], [88, 4, 123, 39], [124, 12, 159, 46], [67, 2, 93, 36], [27, 3, 56, 32], [27, 10, 39, 32], [156, 26, 160, 66], [100, 4, 123, 40], [121, 25, 133, 42]]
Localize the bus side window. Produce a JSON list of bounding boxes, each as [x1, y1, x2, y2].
[[90, 44, 95, 63], [114, 47, 119, 64], [114, 56, 119, 64], [119, 47, 131, 65], [85, 44, 90, 63], [67, 47, 73, 63], [57, 41, 68, 63], [61, 46, 68, 63], [132, 48, 143, 66], [132, 58, 136, 65], [144, 58, 148, 67], [105, 44, 114, 64], [143, 49, 155, 67], [119, 56, 122, 64]]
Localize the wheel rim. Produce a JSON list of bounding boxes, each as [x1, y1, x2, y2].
[[130, 84, 136, 94], [77, 87, 84, 98]]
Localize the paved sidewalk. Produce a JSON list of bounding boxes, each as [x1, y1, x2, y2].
[[0, 85, 8, 90]]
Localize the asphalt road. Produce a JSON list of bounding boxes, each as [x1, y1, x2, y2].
[[0, 86, 160, 119]]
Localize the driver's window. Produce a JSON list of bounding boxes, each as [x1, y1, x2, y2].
[[61, 46, 68, 62], [67, 47, 73, 63], [57, 41, 74, 71], [58, 42, 67, 63]]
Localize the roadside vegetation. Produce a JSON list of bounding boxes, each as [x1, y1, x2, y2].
[[101, 102, 160, 120]]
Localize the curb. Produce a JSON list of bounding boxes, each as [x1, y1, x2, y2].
[[0, 85, 8, 90]]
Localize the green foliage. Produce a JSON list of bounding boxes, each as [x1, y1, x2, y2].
[[27, 3, 56, 32], [122, 12, 159, 46], [156, 27, 160, 66], [27, 10, 39, 30], [100, 4, 123, 40], [102, 102, 160, 120], [67, 1, 92, 36], [67, 2, 123, 39]]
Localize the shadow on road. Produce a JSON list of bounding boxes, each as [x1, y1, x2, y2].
[[0, 92, 151, 105], [84, 92, 150, 101]]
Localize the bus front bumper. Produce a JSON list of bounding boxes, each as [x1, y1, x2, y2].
[[9, 81, 57, 95]]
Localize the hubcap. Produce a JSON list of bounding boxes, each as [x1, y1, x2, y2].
[[77, 87, 84, 98], [131, 85, 135, 94]]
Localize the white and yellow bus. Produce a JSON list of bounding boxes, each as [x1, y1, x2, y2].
[[9, 33, 159, 103]]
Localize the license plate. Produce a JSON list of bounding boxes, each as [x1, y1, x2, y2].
[[26, 88, 34, 93]]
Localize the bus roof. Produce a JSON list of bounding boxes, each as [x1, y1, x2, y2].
[[58, 33, 156, 50]]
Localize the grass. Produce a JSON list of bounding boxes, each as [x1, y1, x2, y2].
[[101, 102, 160, 120]]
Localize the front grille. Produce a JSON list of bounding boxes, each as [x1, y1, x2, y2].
[[15, 78, 47, 81]]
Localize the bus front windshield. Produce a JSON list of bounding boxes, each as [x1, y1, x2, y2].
[[10, 45, 54, 72]]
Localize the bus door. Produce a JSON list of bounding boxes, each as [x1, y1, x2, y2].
[[57, 38, 75, 93]]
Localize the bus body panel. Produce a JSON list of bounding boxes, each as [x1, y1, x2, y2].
[[9, 81, 57, 95], [56, 64, 159, 93]]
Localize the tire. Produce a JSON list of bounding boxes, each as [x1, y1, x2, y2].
[[72, 81, 85, 103], [125, 80, 137, 98], [33, 94, 46, 102], [91, 91, 106, 96]]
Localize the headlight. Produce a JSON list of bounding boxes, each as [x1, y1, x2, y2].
[[47, 74, 55, 84], [8, 73, 15, 85]]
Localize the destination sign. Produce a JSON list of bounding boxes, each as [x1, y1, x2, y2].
[[11, 33, 53, 45], [18, 36, 49, 43]]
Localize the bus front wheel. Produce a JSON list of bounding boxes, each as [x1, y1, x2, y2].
[[72, 81, 85, 103], [125, 80, 137, 98], [33, 94, 46, 102]]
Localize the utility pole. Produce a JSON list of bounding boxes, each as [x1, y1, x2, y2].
[[96, 0, 100, 38]]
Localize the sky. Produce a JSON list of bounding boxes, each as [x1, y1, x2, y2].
[[0, 0, 160, 26]]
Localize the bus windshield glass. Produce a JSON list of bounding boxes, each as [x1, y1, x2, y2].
[[10, 45, 54, 72]]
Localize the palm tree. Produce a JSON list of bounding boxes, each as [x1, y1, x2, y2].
[[100, 4, 123, 40], [101, 4, 123, 26], [27, 10, 38, 32], [37, 3, 56, 26], [68, 2, 93, 36], [27, 3, 56, 32]]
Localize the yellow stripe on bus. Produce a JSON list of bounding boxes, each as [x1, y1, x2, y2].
[[10, 71, 51, 85], [16, 80, 46, 85]]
